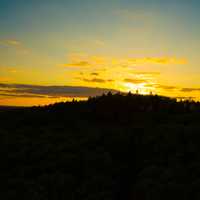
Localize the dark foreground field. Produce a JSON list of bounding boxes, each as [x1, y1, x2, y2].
[[1, 93, 200, 199]]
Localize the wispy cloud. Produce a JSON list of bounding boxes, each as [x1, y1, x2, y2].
[[157, 85, 177, 90], [180, 88, 200, 92], [90, 72, 99, 76], [0, 39, 21, 47], [82, 78, 114, 83], [0, 39, 29, 54], [93, 39, 105, 46], [132, 71, 161, 76], [62, 54, 187, 68], [146, 84, 200, 93], [62, 61, 90, 67], [0, 93, 46, 98], [62, 54, 106, 68], [127, 57, 187, 65], [0, 83, 118, 98], [124, 78, 148, 84]]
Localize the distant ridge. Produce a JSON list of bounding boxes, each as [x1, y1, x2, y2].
[[0, 105, 27, 111]]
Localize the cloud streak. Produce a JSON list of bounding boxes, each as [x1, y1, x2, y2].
[[0, 83, 119, 98], [0, 39, 21, 47], [132, 71, 160, 76], [181, 88, 200, 92], [127, 57, 187, 65], [62, 61, 90, 67], [90, 72, 99, 76], [0, 39, 29, 54], [82, 78, 114, 83], [62, 54, 187, 68], [157, 85, 177, 90], [124, 78, 148, 84]]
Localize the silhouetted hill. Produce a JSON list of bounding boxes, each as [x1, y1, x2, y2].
[[1, 93, 200, 200], [0, 105, 26, 111]]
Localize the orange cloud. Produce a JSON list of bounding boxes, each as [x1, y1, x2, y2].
[[62, 54, 187, 68], [132, 72, 160, 75], [82, 78, 114, 83], [62, 61, 90, 67], [124, 78, 148, 84], [157, 85, 177, 90], [90, 72, 99, 76], [62, 54, 107, 67], [181, 88, 200, 92], [0, 77, 12, 82], [0, 83, 118, 98], [127, 57, 187, 65]]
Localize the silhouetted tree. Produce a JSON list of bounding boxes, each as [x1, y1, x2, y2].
[[0, 93, 200, 199]]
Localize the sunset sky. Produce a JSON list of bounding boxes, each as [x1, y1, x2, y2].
[[0, 0, 200, 106]]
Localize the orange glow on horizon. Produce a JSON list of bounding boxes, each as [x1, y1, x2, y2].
[[0, 97, 87, 107]]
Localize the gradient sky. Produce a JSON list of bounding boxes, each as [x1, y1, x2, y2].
[[0, 0, 200, 106]]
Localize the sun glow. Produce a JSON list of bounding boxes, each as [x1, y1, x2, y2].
[[123, 83, 148, 95], [122, 81, 157, 95]]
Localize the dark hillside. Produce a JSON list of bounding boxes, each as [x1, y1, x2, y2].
[[1, 93, 200, 199]]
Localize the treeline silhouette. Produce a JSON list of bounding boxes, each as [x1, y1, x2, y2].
[[1, 93, 200, 199]]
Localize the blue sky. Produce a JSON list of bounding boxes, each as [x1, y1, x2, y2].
[[0, 0, 200, 105]]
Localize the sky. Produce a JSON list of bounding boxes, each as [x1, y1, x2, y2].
[[0, 0, 200, 106]]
